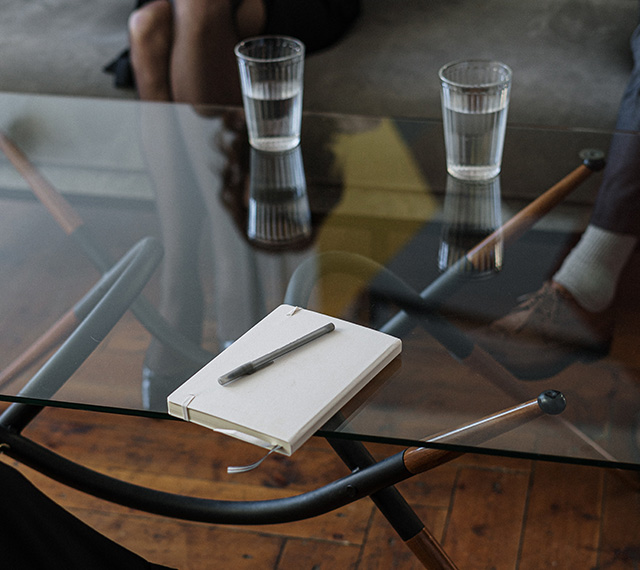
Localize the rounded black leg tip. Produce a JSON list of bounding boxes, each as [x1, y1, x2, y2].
[[537, 390, 567, 415]]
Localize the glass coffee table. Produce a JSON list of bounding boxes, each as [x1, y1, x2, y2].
[[0, 92, 637, 568]]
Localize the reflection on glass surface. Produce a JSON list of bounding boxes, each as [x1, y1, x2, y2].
[[247, 146, 311, 249], [0, 93, 639, 469], [438, 174, 503, 277], [135, 106, 316, 410]]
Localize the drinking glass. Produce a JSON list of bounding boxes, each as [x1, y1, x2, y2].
[[439, 60, 512, 180], [235, 36, 305, 152]]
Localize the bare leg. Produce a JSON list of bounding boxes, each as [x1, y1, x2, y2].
[[170, 0, 265, 105], [129, 0, 265, 104], [128, 0, 174, 101]]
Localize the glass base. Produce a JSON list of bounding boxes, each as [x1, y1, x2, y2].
[[446, 164, 501, 180], [249, 136, 300, 152]]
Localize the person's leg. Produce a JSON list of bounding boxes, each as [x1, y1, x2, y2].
[[129, 0, 174, 101], [473, 21, 640, 379], [136, 106, 207, 409], [169, 0, 266, 104], [552, 22, 640, 311], [128, 0, 361, 104], [552, 227, 637, 312], [129, 0, 266, 104]]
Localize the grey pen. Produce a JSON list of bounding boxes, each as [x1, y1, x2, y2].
[[218, 322, 335, 386]]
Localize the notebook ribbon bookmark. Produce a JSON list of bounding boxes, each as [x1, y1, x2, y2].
[[227, 446, 282, 474]]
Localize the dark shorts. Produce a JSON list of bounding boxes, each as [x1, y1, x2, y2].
[[262, 0, 361, 53]]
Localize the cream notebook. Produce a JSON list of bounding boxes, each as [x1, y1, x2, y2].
[[167, 304, 402, 455]]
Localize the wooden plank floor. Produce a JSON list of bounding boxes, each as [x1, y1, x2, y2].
[[1, 400, 639, 569]]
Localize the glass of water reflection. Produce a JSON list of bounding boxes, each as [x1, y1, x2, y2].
[[438, 174, 503, 277], [247, 146, 312, 249], [439, 60, 512, 180], [235, 36, 305, 152]]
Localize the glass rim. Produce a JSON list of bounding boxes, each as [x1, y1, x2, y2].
[[234, 35, 305, 63], [438, 59, 512, 89]]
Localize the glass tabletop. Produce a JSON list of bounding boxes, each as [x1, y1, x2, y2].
[[0, 92, 638, 470]]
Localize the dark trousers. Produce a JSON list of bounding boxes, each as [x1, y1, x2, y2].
[[0, 462, 174, 570], [591, 23, 640, 237]]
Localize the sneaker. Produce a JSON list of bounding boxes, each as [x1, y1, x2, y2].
[[472, 281, 614, 380]]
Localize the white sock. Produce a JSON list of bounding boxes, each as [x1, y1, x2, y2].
[[553, 225, 637, 312]]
